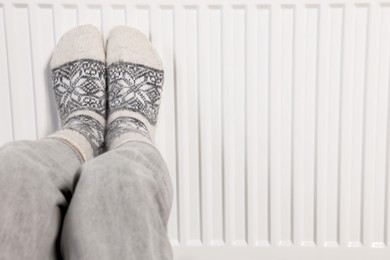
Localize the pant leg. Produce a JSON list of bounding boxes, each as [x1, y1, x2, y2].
[[60, 141, 174, 260], [0, 138, 82, 260]]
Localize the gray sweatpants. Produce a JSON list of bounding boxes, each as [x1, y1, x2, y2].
[[0, 138, 174, 260]]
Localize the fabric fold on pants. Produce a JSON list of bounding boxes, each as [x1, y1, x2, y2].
[[0, 139, 174, 260]]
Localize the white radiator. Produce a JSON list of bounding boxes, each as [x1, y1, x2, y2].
[[0, 0, 390, 259]]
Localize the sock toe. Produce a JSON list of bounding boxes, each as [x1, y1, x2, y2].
[[50, 24, 105, 69], [106, 26, 163, 69]]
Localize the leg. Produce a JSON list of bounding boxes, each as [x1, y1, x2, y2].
[[0, 138, 81, 260], [0, 23, 106, 259], [60, 141, 174, 260]]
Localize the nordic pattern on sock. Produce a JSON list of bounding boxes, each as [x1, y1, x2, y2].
[[107, 62, 164, 125], [106, 117, 151, 145], [63, 115, 105, 156], [52, 59, 106, 121]]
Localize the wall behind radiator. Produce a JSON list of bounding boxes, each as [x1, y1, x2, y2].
[[0, 0, 390, 259]]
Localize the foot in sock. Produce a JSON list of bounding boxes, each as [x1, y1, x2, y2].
[[48, 25, 106, 161], [105, 26, 164, 150]]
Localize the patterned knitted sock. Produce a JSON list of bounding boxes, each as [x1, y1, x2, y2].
[[105, 26, 164, 150], [48, 24, 106, 161]]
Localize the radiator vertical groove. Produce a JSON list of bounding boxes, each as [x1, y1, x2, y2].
[[0, 4, 14, 143], [4, 4, 37, 140]]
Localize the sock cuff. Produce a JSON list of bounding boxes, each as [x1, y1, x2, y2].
[[106, 116, 153, 148], [107, 131, 153, 150], [108, 111, 156, 143], [63, 114, 105, 154], [49, 129, 94, 161]]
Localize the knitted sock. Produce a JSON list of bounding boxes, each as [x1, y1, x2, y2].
[[48, 24, 106, 161], [105, 26, 164, 150]]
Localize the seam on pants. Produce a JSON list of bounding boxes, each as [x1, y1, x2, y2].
[[146, 158, 173, 221]]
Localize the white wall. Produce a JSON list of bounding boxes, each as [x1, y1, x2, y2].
[[0, 0, 390, 259]]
